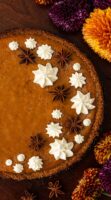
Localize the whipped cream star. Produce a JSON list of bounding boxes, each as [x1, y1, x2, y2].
[[51, 109, 62, 119], [37, 44, 54, 60], [46, 122, 62, 138], [25, 37, 37, 49], [13, 164, 24, 173], [69, 72, 86, 88], [83, 118, 91, 126], [8, 41, 19, 51], [73, 63, 81, 71], [32, 63, 58, 88], [5, 159, 13, 166], [49, 138, 74, 160], [74, 134, 84, 144], [28, 156, 43, 171], [71, 91, 95, 115], [17, 154, 25, 162]]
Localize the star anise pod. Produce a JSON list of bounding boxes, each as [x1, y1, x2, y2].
[[48, 180, 64, 199], [20, 191, 36, 200], [18, 48, 36, 65], [55, 49, 72, 68], [65, 116, 83, 134], [49, 85, 70, 102], [29, 134, 45, 151]]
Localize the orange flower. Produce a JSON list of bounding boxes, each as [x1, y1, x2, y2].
[[83, 8, 111, 62], [35, 0, 54, 5]]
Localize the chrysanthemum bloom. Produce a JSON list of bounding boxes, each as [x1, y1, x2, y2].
[[35, 0, 54, 5], [99, 159, 111, 195], [83, 8, 111, 62], [72, 168, 103, 200], [93, 0, 111, 9], [94, 132, 111, 164], [49, 0, 90, 32]]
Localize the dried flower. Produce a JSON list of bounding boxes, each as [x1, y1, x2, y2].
[[94, 132, 111, 164], [83, 8, 111, 62], [99, 159, 111, 195], [55, 49, 72, 68], [29, 134, 45, 151], [49, 0, 90, 32], [18, 48, 36, 65], [49, 85, 70, 102], [93, 0, 111, 9], [35, 0, 55, 5], [20, 191, 36, 200], [72, 168, 103, 200], [65, 116, 83, 134], [48, 180, 64, 199]]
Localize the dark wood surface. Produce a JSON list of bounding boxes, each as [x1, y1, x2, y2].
[[0, 0, 110, 199]]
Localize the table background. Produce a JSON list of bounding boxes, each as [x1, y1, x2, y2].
[[0, 0, 110, 199]]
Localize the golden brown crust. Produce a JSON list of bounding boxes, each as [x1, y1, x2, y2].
[[0, 29, 103, 180]]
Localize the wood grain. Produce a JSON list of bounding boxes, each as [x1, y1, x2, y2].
[[0, 0, 110, 199]]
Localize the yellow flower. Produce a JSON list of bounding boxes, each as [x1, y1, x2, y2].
[[72, 168, 102, 200], [94, 133, 111, 164], [83, 8, 111, 62]]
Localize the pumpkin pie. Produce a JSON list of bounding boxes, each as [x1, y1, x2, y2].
[[0, 29, 103, 180]]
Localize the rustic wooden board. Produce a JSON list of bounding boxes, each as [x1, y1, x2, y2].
[[0, 0, 110, 199]]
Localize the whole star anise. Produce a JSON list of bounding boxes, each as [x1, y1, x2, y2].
[[20, 191, 36, 200], [49, 85, 70, 102], [55, 49, 72, 68], [29, 134, 45, 151], [48, 180, 64, 199], [65, 116, 83, 134], [18, 48, 36, 65]]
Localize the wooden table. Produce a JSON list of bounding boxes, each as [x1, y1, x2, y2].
[[0, 0, 110, 199]]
